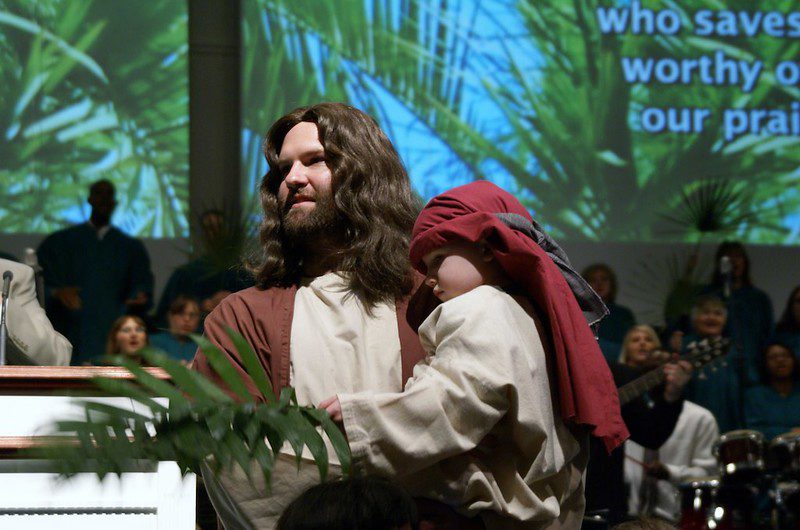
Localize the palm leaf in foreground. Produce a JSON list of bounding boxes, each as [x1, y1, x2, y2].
[[28, 328, 351, 491]]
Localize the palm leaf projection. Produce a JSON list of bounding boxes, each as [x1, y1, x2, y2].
[[33, 329, 350, 501], [241, 0, 489, 194], [242, 0, 800, 244], [0, 0, 188, 237]]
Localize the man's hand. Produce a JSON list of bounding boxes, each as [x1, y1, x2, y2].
[[125, 291, 149, 308], [318, 395, 343, 423], [644, 460, 671, 481], [54, 286, 82, 310], [663, 359, 692, 403]]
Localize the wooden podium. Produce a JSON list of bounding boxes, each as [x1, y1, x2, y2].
[[0, 366, 196, 529]]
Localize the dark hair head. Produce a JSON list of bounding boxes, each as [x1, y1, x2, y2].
[[581, 263, 617, 302], [757, 341, 800, 385], [276, 476, 418, 530], [105, 314, 148, 356], [712, 240, 750, 287], [776, 285, 800, 333], [89, 178, 115, 196], [251, 102, 420, 308], [168, 295, 200, 316]]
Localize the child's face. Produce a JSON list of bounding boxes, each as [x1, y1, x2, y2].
[[422, 241, 497, 302]]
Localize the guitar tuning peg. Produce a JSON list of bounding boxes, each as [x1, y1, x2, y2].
[[698, 371, 708, 380], [720, 360, 727, 368], [710, 365, 718, 372]]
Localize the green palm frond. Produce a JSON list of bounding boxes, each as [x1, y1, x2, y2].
[[0, 0, 189, 237], [660, 178, 757, 236], [29, 328, 350, 492]]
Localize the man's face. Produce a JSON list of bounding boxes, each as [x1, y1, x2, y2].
[[276, 122, 338, 239], [88, 181, 117, 219], [422, 241, 496, 302], [692, 305, 727, 337]]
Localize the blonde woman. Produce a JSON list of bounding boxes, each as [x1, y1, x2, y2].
[[618, 325, 665, 368]]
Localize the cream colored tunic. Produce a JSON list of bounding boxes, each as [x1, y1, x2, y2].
[[214, 272, 403, 529], [339, 285, 587, 529]]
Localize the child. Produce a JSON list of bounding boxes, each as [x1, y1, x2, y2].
[[320, 181, 626, 529]]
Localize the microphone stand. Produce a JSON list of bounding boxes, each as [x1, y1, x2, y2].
[[0, 286, 8, 367]]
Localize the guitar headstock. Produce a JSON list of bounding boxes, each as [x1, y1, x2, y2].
[[684, 336, 730, 373]]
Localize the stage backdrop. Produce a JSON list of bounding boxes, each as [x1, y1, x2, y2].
[[240, 0, 800, 245], [0, 0, 189, 238]]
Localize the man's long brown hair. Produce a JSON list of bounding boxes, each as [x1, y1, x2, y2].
[[252, 102, 420, 308]]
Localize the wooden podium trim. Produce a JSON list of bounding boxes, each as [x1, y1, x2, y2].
[[0, 436, 63, 456], [0, 365, 169, 394]]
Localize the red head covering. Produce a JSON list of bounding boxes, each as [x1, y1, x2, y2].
[[409, 181, 628, 452]]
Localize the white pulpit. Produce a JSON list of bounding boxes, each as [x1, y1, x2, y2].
[[0, 366, 195, 529]]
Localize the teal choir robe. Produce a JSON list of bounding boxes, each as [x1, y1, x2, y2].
[[37, 224, 153, 364], [683, 333, 743, 433], [702, 284, 774, 387], [745, 384, 800, 440], [597, 301, 636, 345], [149, 332, 197, 363]]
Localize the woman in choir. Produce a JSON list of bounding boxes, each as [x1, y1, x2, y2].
[[745, 341, 800, 440]]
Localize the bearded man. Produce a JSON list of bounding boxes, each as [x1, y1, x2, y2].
[[193, 103, 486, 529]]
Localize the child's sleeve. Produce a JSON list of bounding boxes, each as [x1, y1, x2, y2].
[[338, 288, 532, 477]]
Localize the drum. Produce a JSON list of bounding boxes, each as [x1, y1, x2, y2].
[[768, 434, 800, 480], [679, 478, 758, 530], [772, 481, 800, 530], [714, 429, 766, 481], [679, 478, 719, 530]]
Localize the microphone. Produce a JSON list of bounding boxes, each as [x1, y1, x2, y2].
[[719, 256, 732, 299], [1, 270, 12, 366], [2, 270, 12, 299]]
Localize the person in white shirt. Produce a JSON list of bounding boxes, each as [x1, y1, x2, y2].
[[620, 325, 719, 522]]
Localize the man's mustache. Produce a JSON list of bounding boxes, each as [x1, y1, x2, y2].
[[282, 192, 315, 214]]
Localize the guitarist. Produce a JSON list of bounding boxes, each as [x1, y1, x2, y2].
[[621, 325, 720, 522], [585, 326, 692, 526]]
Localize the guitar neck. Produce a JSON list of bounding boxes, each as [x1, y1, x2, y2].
[[615, 337, 728, 407], [617, 366, 667, 407]]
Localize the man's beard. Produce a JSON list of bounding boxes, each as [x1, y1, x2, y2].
[[280, 190, 346, 244]]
